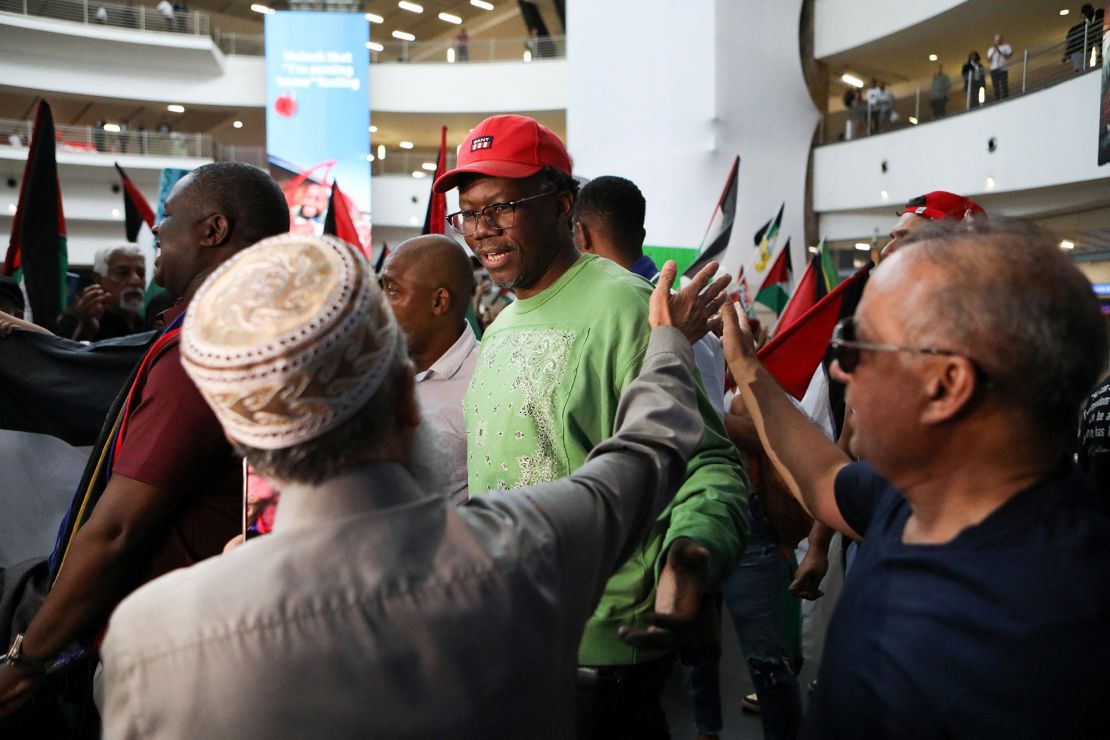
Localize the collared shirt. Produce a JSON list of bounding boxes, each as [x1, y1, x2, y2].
[[100, 328, 703, 739], [415, 323, 479, 506]]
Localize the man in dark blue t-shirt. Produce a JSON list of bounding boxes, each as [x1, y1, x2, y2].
[[718, 222, 1110, 738]]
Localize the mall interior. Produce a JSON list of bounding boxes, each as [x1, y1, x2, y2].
[[0, 1, 1107, 738], [0, 0, 1106, 291]]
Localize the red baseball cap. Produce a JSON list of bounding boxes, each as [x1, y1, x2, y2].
[[900, 191, 986, 222], [432, 115, 572, 194]]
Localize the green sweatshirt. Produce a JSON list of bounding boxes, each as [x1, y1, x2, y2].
[[466, 254, 748, 665]]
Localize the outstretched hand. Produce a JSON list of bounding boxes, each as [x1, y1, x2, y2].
[[618, 538, 719, 662], [719, 302, 761, 385], [655, 261, 731, 344]]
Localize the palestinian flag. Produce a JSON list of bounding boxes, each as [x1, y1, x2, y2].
[[422, 126, 448, 235], [776, 238, 840, 335], [734, 264, 753, 314], [758, 264, 871, 401], [755, 238, 793, 315], [323, 179, 363, 253], [753, 203, 784, 272], [4, 101, 67, 332], [114, 163, 155, 242], [684, 156, 739, 278]]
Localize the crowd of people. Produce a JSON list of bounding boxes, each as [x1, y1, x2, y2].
[[0, 114, 1107, 739]]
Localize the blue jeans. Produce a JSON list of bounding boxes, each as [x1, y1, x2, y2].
[[682, 496, 802, 739]]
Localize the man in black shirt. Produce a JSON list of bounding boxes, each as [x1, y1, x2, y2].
[[718, 222, 1110, 738]]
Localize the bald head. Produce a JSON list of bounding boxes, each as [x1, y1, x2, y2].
[[381, 235, 475, 371], [894, 222, 1106, 444]]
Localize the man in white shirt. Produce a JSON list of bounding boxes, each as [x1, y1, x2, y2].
[[381, 234, 478, 505], [987, 34, 1013, 100], [99, 234, 711, 739]]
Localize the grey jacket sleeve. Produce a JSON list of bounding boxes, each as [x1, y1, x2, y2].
[[498, 325, 704, 611]]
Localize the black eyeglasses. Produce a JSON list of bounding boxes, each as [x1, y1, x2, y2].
[[829, 317, 989, 385], [446, 191, 555, 237]]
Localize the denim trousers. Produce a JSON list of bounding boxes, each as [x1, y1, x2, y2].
[[681, 495, 802, 739]]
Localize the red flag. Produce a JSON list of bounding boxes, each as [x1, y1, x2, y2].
[[4, 101, 67, 332], [323, 179, 362, 253], [114, 163, 155, 242], [758, 265, 871, 399], [422, 126, 448, 235], [775, 253, 819, 335]]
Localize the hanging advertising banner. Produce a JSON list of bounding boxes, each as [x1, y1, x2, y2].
[[1099, 2, 1110, 165], [265, 11, 371, 250]]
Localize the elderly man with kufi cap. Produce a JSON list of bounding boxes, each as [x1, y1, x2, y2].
[[433, 115, 747, 735], [98, 234, 712, 739]]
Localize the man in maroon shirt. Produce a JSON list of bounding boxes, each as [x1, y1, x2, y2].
[[0, 162, 290, 720]]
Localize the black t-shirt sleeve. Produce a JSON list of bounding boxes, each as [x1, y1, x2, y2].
[[834, 461, 891, 537]]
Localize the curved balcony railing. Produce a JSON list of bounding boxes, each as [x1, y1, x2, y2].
[[217, 146, 461, 179], [0, 0, 209, 35], [0, 118, 214, 158], [818, 36, 1101, 145], [215, 31, 566, 62]]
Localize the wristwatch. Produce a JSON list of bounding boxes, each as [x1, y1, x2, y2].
[[2, 634, 50, 672]]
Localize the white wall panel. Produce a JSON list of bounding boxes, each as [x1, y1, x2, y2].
[[568, 0, 819, 279], [814, 0, 967, 59]]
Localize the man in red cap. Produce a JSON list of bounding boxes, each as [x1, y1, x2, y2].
[[881, 191, 986, 259], [433, 115, 747, 737]]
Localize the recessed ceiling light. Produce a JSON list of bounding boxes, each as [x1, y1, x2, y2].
[[167, 104, 185, 113], [369, 125, 377, 133], [447, 48, 456, 63], [377, 144, 386, 159], [8, 203, 16, 214], [880, 190, 889, 201], [928, 53, 938, 61], [1060, 8, 1070, 15], [854, 242, 871, 251], [807, 246, 818, 254], [398, 1, 423, 12], [102, 122, 121, 133], [840, 74, 864, 88], [392, 30, 415, 41], [908, 116, 918, 125], [399, 140, 414, 149], [471, 0, 494, 9], [1060, 240, 1075, 250], [985, 176, 996, 190], [233, 120, 243, 129], [412, 171, 427, 178], [367, 41, 384, 51], [112, 208, 120, 218], [421, 162, 436, 171], [250, 3, 273, 14], [365, 12, 383, 22], [366, 154, 375, 162], [438, 12, 462, 24]]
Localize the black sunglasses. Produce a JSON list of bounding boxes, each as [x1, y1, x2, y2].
[[829, 318, 990, 385]]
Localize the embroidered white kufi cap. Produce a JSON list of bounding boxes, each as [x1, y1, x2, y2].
[[181, 233, 401, 449]]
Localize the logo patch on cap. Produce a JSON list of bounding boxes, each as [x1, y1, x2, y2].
[[471, 135, 494, 152]]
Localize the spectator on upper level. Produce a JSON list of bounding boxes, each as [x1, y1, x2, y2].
[[961, 51, 986, 108], [1065, 4, 1104, 71], [987, 34, 1013, 100], [929, 65, 951, 119]]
